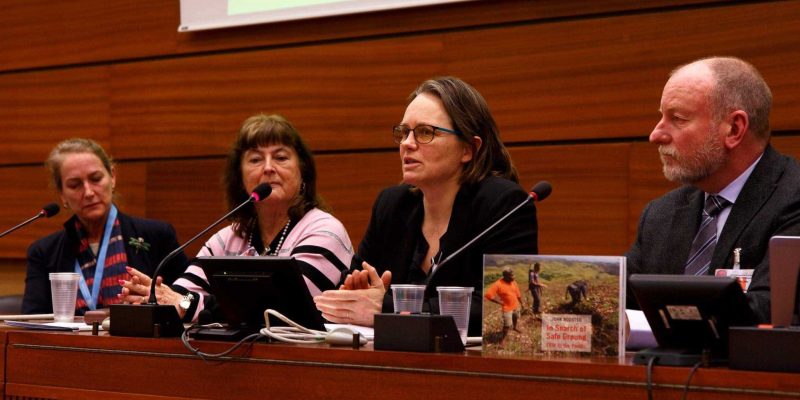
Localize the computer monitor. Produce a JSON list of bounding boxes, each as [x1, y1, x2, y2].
[[768, 236, 800, 327], [195, 256, 326, 335], [629, 274, 756, 365]]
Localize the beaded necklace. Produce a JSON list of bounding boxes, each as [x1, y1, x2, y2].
[[251, 219, 292, 256]]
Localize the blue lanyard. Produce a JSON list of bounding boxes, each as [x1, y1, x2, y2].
[[74, 205, 117, 311]]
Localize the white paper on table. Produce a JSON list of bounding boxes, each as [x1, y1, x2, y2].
[[624, 309, 658, 350], [0, 313, 54, 321], [4, 320, 98, 331]]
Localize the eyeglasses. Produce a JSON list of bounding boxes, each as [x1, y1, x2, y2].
[[392, 124, 461, 144]]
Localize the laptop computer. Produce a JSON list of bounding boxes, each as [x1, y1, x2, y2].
[[768, 236, 800, 327]]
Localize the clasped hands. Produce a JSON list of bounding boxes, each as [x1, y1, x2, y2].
[[117, 266, 186, 318], [314, 261, 392, 327]]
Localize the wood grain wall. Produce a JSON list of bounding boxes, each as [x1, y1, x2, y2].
[[1, 0, 799, 295]]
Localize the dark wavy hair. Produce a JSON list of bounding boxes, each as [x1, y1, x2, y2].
[[408, 77, 519, 185], [224, 114, 327, 238]]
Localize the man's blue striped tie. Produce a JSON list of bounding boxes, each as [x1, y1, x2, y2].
[[685, 195, 731, 276]]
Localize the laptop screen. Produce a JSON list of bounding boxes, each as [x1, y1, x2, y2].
[[768, 236, 800, 327]]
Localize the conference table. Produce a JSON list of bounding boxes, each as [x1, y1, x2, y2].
[[0, 327, 798, 400]]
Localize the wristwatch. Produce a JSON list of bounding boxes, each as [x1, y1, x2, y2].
[[179, 292, 195, 311]]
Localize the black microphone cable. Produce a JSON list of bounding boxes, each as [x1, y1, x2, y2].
[[681, 360, 705, 400], [681, 350, 710, 400], [646, 355, 657, 400], [181, 324, 263, 363]]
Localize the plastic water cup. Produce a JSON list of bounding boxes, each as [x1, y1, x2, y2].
[[437, 286, 474, 345], [49, 272, 80, 322], [391, 284, 426, 314]]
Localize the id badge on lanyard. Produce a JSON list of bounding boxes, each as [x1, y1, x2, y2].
[[75, 205, 118, 310], [715, 247, 754, 292]]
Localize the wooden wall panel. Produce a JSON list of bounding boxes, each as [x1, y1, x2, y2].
[[173, 0, 720, 58], [142, 158, 227, 259], [0, 0, 178, 72], [108, 36, 445, 159], [0, 166, 63, 258], [0, 0, 718, 72], [0, 262, 26, 296], [443, 1, 800, 143], [113, 162, 148, 218], [0, 2, 796, 164], [109, 1, 800, 159], [771, 136, 800, 160], [316, 151, 400, 248], [0, 67, 110, 165], [511, 143, 631, 256]]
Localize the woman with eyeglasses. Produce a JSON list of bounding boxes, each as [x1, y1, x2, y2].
[[314, 77, 538, 336]]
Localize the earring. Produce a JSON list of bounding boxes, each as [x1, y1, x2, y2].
[[300, 182, 306, 194], [62, 202, 69, 210]]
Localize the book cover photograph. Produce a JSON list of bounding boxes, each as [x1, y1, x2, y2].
[[482, 254, 626, 358]]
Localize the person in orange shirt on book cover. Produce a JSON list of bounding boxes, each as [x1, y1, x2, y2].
[[485, 267, 522, 345]]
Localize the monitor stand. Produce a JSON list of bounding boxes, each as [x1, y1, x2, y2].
[[190, 325, 260, 342], [633, 347, 715, 366]]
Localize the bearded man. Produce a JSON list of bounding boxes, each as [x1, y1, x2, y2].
[[625, 56, 800, 323]]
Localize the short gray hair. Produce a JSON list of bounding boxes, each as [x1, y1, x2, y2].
[[674, 57, 772, 142]]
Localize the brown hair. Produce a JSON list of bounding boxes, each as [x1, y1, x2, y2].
[[408, 77, 519, 185], [45, 138, 114, 191], [224, 114, 327, 238]]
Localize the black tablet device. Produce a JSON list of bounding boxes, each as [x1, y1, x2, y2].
[[629, 274, 755, 366], [195, 256, 326, 336]]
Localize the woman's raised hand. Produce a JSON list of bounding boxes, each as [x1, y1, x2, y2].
[[314, 262, 391, 326], [340, 261, 392, 291]]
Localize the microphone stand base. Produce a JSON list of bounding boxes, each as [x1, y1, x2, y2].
[[374, 314, 464, 352], [190, 326, 254, 342], [109, 304, 184, 338]]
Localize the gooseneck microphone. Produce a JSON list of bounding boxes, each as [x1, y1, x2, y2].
[[146, 183, 272, 304], [109, 183, 272, 338], [431, 181, 551, 272], [529, 180, 552, 202], [0, 203, 60, 238]]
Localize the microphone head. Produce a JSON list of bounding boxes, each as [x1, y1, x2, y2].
[[41, 203, 60, 218], [250, 183, 273, 202], [530, 181, 552, 202]]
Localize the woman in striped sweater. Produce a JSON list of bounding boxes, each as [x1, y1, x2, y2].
[[119, 114, 353, 322]]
